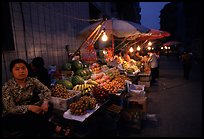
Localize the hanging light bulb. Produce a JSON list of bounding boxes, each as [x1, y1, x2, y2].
[[103, 50, 107, 54], [129, 47, 134, 53], [164, 46, 167, 49], [148, 41, 152, 46], [147, 46, 151, 50], [101, 29, 108, 41], [161, 47, 164, 50], [136, 46, 141, 51]]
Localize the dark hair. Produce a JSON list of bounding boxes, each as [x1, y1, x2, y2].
[[32, 57, 44, 68], [9, 58, 28, 72]]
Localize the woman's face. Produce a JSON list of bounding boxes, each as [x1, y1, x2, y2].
[[12, 63, 28, 80]]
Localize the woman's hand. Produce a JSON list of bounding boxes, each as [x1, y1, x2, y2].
[[40, 101, 49, 113], [28, 105, 43, 114]]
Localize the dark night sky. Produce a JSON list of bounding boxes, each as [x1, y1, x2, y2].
[[140, 2, 170, 29]]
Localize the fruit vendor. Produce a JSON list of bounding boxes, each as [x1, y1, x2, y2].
[[2, 58, 70, 137]]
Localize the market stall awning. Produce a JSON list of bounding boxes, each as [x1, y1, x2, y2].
[[78, 18, 150, 39], [163, 41, 181, 46], [134, 29, 171, 41]]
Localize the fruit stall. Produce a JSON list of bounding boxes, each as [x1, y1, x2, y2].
[[48, 56, 151, 136], [47, 18, 153, 136]]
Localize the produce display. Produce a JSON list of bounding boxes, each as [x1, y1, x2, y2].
[[51, 84, 79, 99], [92, 86, 109, 103], [103, 75, 130, 94], [61, 62, 72, 71], [69, 96, 97, 115], [121, 60, 140, 74], [72, 83, 95, 95], [71, 60, 84, 71], [72, 75, 85, 86], [56, 79, 73, 90]]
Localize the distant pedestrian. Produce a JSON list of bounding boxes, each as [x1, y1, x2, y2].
[[147, 50, 158, 84], [155, 51, 160, 78], [181, 51, 193, 80]]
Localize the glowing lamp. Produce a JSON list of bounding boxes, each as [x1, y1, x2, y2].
[[101, 32, 108, 41], [136, 46, 141, 51], [129, 47, 134, 53]]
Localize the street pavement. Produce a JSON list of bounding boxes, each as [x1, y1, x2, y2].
[[119, 55, 202, 137]]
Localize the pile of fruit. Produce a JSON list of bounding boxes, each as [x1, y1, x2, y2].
[[92, 86, 109, 103], [72, 83, 95, 95], [69, 96, 97, 115], [103, 75, 130, 94], [51, 84, 79, 99]]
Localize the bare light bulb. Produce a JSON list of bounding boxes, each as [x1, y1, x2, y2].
[[129, 47, 134, 53], [148, 41, 152, 46], [136, 46, 141, 51], [102, 32, 108, 41]]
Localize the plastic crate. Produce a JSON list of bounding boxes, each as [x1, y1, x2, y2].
[[129, 84, 145, 97], [50, 90, 81, 111]]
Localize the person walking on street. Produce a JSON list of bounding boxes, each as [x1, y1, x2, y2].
[[181, 51, 193, 80]]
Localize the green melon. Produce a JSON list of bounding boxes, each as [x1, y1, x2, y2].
[[71, 60, 83, 71], [57, 79, 73, 89], [61, 63, 72, 71], [72, 75, 84, 86], [75, 69, 85, 77]]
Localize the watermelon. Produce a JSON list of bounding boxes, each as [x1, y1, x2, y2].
[[72, 75, 84, 86], [84, 68, 91, 75], [75, 69, 85, 77], [61, 63, 72, 71], [57, 79, 73, 89], [71, 60, 83, 71]]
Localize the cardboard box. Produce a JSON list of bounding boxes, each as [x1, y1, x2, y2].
[[50, 90, 81, 111], [138, 81, 150, 88], [139, 76, 151, 82], [127, 96, 147, 113]]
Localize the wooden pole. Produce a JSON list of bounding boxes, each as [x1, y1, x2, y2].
[[112, 34, 114, 55], [72, 19, 105, 59]]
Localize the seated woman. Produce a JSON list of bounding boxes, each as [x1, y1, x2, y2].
[[2, 58, 70, 137], [28, 57, 51, 88]]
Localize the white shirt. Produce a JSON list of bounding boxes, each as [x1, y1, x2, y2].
[[148, 53, 158, 68]]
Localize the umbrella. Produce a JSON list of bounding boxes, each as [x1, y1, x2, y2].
[[78, 18, 150, 38], [163, 41, 181, 46], [135, 29, 171, 41]]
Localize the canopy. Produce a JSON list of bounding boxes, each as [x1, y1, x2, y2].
[[78, 18, 150, 39], [163, 41, 181, 46], [134, 29, 171, 41]]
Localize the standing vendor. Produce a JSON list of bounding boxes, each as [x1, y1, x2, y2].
[[147, 51, 158, 84]]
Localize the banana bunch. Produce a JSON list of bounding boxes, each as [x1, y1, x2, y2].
[[122, 61, 129, 70], [86, 79, 98, 86], [73, 83, 95, 95], [130, 65, 139, 71]]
